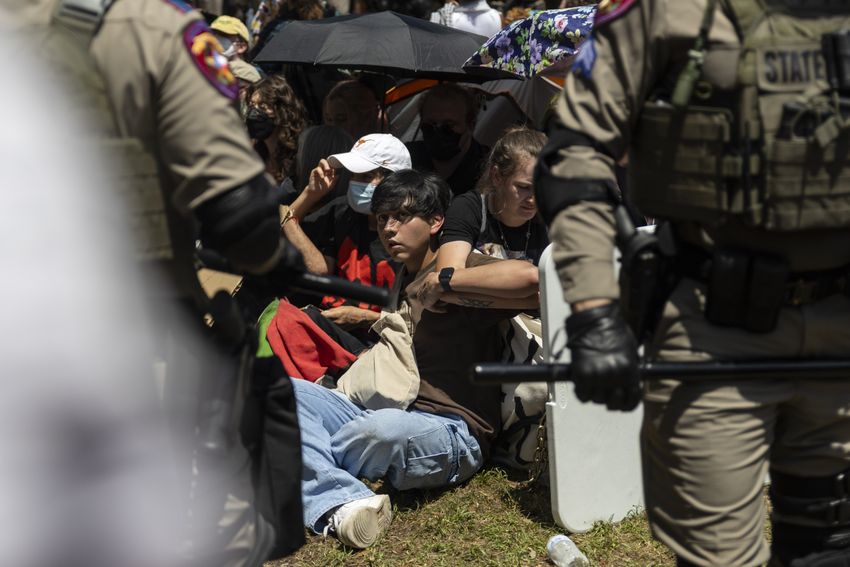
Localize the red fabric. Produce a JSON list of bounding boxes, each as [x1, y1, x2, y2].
[[266, 300, 358, 382], [321, 236, 396, 311]]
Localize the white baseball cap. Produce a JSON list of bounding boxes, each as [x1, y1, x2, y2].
[[328, 133, 412, 173]]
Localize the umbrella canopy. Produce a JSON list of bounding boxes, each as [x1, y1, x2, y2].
[[254, 11, 518, 82], [463, 6, 596, 79], [384, 76, 562, 126], [384, 76, 562, 146]]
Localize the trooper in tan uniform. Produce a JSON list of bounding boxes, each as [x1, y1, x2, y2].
[[8, 0, 295, 564], [91, 0, 281, 281], [535, 1, 850, 565]]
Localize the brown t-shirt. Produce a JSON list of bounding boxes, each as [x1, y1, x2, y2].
[[397, 254, 519, 457]]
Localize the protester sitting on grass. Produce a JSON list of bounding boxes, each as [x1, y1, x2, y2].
[[406, 83, 489, 196], [279, 125, 354, 207], [280, 134, 410, 340], [322, 79, 383, 141], [244, 75, 309, 189], [290, 170, 538, 549], [416, 126, 548, 312], [413, 126, 547, 471]]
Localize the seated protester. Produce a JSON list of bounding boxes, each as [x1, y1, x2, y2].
[[290, 170, 538, 549], [406, 83, 489, 196], [209, 16, 264, 109], [416, 127, 548, 470], [280, 134, 410, 338], [417, 127, 549, 311], [280, 125, 354, 206], [322, 79, 383, 142], [244, 75, 309, 192]]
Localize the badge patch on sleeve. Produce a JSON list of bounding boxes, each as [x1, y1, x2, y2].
[[595, 0, 638, 27], [182, 20, 239, 100]]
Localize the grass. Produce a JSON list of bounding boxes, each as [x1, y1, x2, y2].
[[266, 467, 675, 566]]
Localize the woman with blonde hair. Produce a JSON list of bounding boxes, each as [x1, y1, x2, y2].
[[416, 125, 548, 310], [414, 125, 549, 473]]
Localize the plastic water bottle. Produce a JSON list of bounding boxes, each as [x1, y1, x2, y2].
[[547, 534, 590, 567]]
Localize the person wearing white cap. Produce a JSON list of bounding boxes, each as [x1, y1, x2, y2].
[[280, 133, 411, 334], [328, 133, 412, 215]]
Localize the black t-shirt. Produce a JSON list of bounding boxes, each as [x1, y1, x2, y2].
[[301, 196, 399, 310], [440, 191, 549, 265], [407, 138, 489, 196]]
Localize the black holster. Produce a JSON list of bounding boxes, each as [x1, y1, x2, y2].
[[614, 207, 677, 343]]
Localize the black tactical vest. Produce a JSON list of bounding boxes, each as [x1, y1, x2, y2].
[[631, 0, 850, 231]]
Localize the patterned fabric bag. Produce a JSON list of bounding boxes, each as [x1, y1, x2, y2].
[[490, 313, 548, 471], [471, 193, 547, 471]]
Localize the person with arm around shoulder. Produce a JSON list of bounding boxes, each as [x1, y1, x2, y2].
[[290, 169, 526, 551], [417, 126, 548, 313], [284, 133, 410, 332]]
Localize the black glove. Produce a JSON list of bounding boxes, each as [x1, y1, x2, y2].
[[195, 174, 284, 275], [566, 302, 641, 411]]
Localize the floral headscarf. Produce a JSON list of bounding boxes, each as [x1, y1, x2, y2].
[[463, 6, 596, 78]]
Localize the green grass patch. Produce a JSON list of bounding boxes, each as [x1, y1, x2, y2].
[[267, 466, 675, 566]]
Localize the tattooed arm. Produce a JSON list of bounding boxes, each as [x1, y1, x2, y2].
[[440, 291, 540, 310]]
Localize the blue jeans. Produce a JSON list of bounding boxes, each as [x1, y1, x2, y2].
[[291, 378, 483, 532]]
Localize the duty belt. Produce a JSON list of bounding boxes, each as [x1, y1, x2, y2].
[[674, 246, 850, 306], [771, 469, 850, 527]]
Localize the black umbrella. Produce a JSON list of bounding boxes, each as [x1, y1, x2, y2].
[[253, 11, 517, 82]]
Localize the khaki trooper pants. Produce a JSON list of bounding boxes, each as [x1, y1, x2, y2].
[[642, 278, 850, 567]]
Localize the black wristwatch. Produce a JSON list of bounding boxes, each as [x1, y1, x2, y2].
[[438, 267, 455, 292]]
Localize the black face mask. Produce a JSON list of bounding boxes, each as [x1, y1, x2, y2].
[[421, 122, 463, 161], [245, 107, 276, 141]]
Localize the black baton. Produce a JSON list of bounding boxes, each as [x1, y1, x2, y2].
[[196, 247, 391, 307], [472, 359, 850, 384], [290, 272, 390, 307]]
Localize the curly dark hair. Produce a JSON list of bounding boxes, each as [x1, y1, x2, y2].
[[245, 74, 309, 184]]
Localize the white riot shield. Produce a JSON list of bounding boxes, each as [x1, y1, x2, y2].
[[538, 241, 645, 533]]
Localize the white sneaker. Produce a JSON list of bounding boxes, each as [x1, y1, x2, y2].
[[323, 494, 392, 549]]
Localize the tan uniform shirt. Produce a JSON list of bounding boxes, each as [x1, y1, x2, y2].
[[6, 0, 264, 214], [550, 0, 850, 304], [90, 0, 264, 215], [6, 0, 269, 294]]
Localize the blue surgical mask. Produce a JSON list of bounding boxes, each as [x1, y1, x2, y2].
[[216, 35, 237, 60], [347, 180, 376, 215]]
